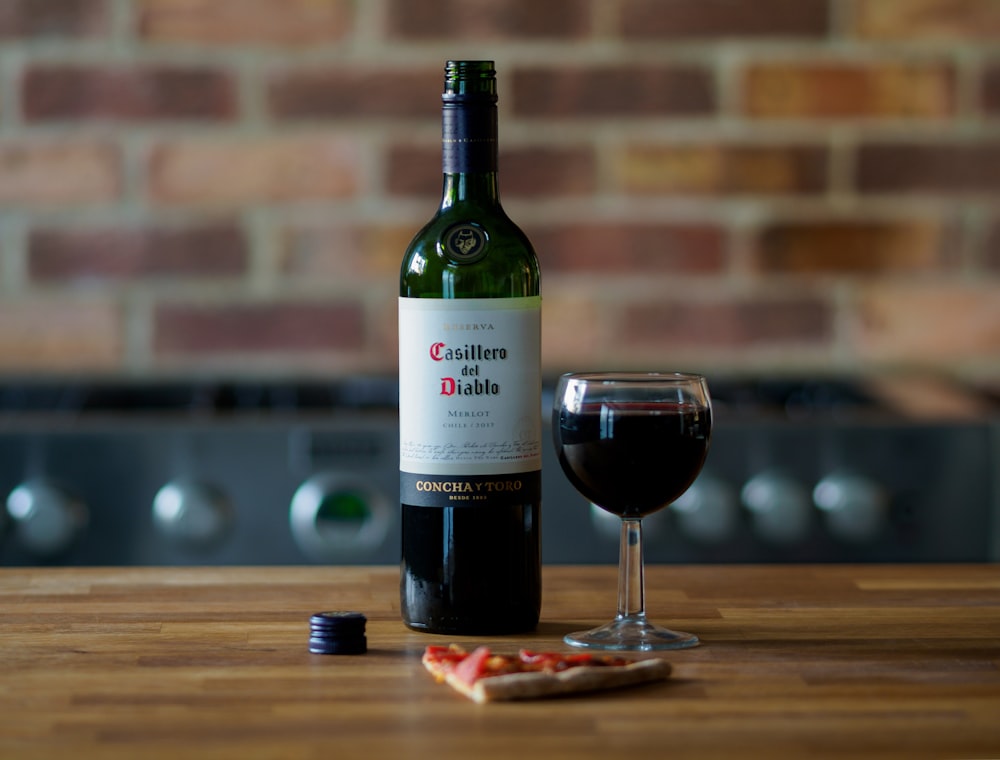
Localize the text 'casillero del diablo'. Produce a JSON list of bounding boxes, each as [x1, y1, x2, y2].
[[430, 341, 506, 397]]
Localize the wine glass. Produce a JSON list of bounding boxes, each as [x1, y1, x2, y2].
[[552, 372, 712, 650]]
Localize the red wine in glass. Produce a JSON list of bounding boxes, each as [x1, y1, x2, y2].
[[556, 401, 711, 519], [552, 372, 712, 650]]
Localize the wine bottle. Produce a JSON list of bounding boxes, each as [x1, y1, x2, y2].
[[398, 60, 542, 634]]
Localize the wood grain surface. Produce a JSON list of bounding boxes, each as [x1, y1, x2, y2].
[[1, 564, 998, 760]]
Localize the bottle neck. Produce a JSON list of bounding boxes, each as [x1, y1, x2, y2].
[[440, 94, 499, 209], [441, 172, 499, 209]]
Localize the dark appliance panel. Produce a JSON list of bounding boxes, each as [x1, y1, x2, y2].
[[1, 378, 996, 566]]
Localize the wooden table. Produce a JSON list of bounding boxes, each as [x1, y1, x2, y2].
[[1, 564, 998, 759]]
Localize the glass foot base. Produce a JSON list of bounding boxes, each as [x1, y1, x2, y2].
[[564, 616, 699, 651]]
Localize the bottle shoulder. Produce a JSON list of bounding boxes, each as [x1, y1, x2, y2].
[[400, 203, 539, 298], [405, 202, 529, 245]]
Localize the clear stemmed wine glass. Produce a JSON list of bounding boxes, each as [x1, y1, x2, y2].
[[552, 372, 712, 650]]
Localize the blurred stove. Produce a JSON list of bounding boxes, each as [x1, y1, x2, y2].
[[0, 379, 401, 567], [1, 375, 997, 566], [560, 376, 999, 564]]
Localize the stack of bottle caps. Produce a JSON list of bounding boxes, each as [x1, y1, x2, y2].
[[308, 611, 367, 655]]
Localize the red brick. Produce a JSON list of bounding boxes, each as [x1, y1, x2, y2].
[[0, 0, 107, 39], [984, 219, 1000, 271], [498, 147, 597, 197], [540, 291, 603, 367], [138, 0, 353, 45], [385, 0, 591, 38], [621, 0, 829, 39], [753, 220, 950, 275], [268, 67, 438, 120], [983, 62, 1000, 114], [530, 223, 726, 274], [385, 145, 438, 198], [857, 142, 1000, 195], [855, 0, 1000, 40], [23, 65, 237, 122], [512, 64, 714, 117], [385, 144, 597, 199], [29, 224, 247, 282], [744, 61, 955, 119], [855, 284, 1000, 361], [148, 136, 359, 206], [281, 224, 414, 280], [0, 300, 120, 371], [0, 141, 119, 205], [621, 297, 833, 348], [620, 143, 827, 195], [154, 302, 365, 355]]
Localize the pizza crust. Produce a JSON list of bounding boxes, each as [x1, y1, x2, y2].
[[468, 657, 671, 703], [424, 649, 672, 704]]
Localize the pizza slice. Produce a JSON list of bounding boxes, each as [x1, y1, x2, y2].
[[422, 644, 671, 703]]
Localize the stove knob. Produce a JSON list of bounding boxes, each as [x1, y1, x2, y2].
[[813, 472, 887, 543], [741, 470, 811, 545], [153, 479, 234, 547], [289, 473, 390, 562], [671, 475, 738, 544], [6, 480, 88, 557]]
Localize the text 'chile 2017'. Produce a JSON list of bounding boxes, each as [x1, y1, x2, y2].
[[398, 61, 542, 634]]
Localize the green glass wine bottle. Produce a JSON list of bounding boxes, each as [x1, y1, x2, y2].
[[398, 60, 541, 634]]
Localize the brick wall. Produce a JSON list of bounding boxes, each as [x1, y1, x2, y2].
[[0, 0, 998, 381]]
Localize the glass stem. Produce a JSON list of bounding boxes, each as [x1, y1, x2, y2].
[[617, 518, 645, 621]]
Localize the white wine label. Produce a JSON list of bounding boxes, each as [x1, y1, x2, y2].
[[399, 296, 541, 508]]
